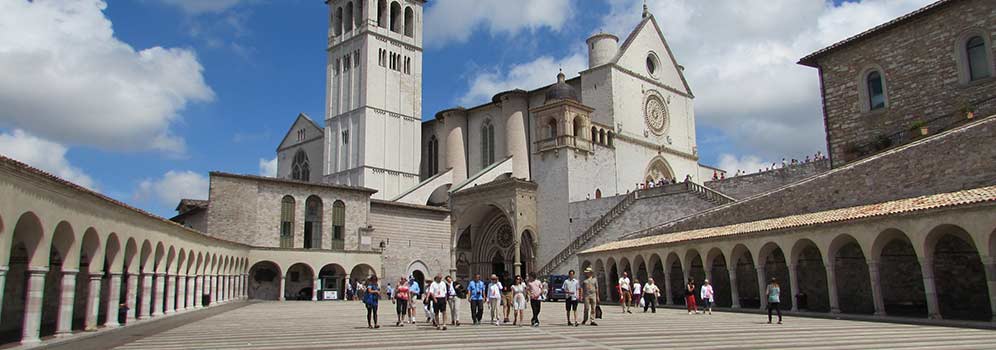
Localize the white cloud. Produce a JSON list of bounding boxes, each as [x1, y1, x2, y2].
[[598, 0, 933, 160], [135, 170, 209, 208], [0, 129, 96, 189], [0, 0, 214, 155], [459, 51, 587, 106], [259, 157, 278, 177], [425, 0, 575, 49], [717, 154, 771, 176], [160, 0, 243, 14]]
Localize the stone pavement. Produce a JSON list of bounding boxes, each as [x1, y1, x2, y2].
[[88, 301, 996, 349]]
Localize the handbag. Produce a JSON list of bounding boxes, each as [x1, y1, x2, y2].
[[595, 305, 603, 319]]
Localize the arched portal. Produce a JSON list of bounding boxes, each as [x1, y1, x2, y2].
[[594, 260, 607, 302], [248, 261, 281, 300], [40, 221, 75, 338], [460, 205, 530, 281], [606, 258, 619, 302], [759, 243, 792, 310], [665, 253, 683, 305], [285, 263, 315, 301], [633, 255, 648, 283], [927, 225, 990, 321], [731, 244, 758, 308], [873, 230, 925, 317], [1, 212, 44, 344], [792, 239, 829, 312], [318, 264, 346, 300], [644, 157, 674, 183], [830, 235, 873, 314], [706, 248, 731, 307], [648, 254, 665, 305]]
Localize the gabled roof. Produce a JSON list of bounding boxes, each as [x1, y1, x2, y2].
[[583, 184, 996, 254], [798, 0, 955, 67], [613, 14, 694, 97], [276, 113, 324, 152]]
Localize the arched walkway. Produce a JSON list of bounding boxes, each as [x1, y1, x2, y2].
[[927, 225, 991, 321], [285, 263, 315, 301], [594, 260, 607, 302], [705, 248, 731, 307], [830, 235, 873, 314], [606, 258, 619, 302], [873, 230, 925, 317], [248, 261, 281, 300], [1, 212, 44, 344], [665, 253, 683, 305], [731, 245, 758, 308], [758, 243, 792, 310], [648, 254, 665, 305], [318, 264, 346, 300], [791, 239, 829, 312]]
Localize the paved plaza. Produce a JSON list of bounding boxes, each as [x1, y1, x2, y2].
[[53, 301, 996, 350]]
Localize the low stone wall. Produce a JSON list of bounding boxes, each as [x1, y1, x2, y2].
[[705, 160, 830, 200]]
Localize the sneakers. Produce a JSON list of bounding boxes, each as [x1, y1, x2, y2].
[[589, 321, 598, 326]]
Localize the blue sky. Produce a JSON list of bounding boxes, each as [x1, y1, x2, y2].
[[0, 0, 933, 217]]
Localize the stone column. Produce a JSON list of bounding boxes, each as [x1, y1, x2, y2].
[[178, 275, 188, 311], [983, 258, 996, 322], [728, 269, 740, 308], [165, 274, 176, 314], [500, 91, 529, 179], [279, 276, 286, 301], [55, 269, 78, 337], [788, 264, 800, 312], [139, 272, 152, 319], [663, 271, 673, 305], [193, 275, 202, 309], [125, 273, 138, 322], [0, 267, 6, 316], [825, 261, 841, 314], [209, 274, 216, 305], [441, 109, 468, 183], [242, 274, 248, 299], [312, 277, 319, 301], [21, 268, 48, 345], [513, 238, 522, 277], [104, 273, 122, 327], [152, 273, 165, 316], [867, 260, 886, 316], [85, 275, 101, 331], [756, 265, 767, 310], [918, 258, 941, 319]]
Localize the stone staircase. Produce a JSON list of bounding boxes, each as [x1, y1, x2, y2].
[[537, 181, 735, 276]]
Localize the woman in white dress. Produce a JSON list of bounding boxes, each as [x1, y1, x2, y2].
[[512, 275, 527, 326]]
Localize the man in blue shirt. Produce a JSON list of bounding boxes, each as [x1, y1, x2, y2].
[[467, 274, 486, 325]]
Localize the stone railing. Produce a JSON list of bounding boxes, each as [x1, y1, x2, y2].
[[538, 190, 638, 276]]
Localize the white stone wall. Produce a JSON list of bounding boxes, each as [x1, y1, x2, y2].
[[368, 202, 450, 283]]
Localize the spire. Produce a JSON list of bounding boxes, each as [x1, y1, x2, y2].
[[642, 0, 649, 18]]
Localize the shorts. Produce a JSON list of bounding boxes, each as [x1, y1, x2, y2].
[[565, 299, 578, 311], [513, 297, 527, 310], [434, 297, 447, 312]]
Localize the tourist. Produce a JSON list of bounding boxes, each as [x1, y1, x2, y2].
[[580, 267, 599, 326], [363, 276, 380, 329], [632, 278, 642, 311], [642, 278, 659, 313], [386, 283, 394, 300], [618, 271, 632, 313], [527, 272, 543, 327], [422, 278, 433, 323], [427, 274, 448, 330], [502, 280, 514, 323], [487, 274, 502, 326], [766, 277, 782, 324], [407, 277, 420, 324], [357, 280, 365, 301], [540, 278, 549, 301], [445, 276, 462, 326], [562, 270, 580, 326], [685, 278, 698, 314], [700, 279, 714, 315], [394, 277, 409, 327], [468, 274, 486, 325], [511, 275, 527, 326], [345, 280, 354, 301]]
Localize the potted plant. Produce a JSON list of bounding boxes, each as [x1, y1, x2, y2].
[[959, 101, 976, 120], [911, 120, 929, 136]]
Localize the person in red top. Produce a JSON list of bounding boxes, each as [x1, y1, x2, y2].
[[394, 277, 410, 327]]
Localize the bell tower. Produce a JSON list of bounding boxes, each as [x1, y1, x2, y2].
[[324, 0, 424, 200]]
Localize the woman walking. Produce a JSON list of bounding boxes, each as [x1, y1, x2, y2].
[[488, 274, 502, 326], [363, 276, 381, 329], [700, 279, 714, 315], [766, 277, 782, 324], [511, 276, 527, 326], [394, 277, 409, 326], [642, 278, 659, 313], [685, 278, 698, 314], [632, 278, 642, 311]]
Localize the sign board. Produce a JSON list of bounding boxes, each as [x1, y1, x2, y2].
[[323, 290, 338, 300]]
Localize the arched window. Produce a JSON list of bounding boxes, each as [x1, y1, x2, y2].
[[377, 0, 387, 27], [292, 149, 310, 182], [599, 129, 606, 145], [334, 7, 343, 36], [591, 126, 598, 142], [404, 6, 414, 37], [966, 36, 991, 81], [355, 0, 364, 29], [280, 196, 295, 248], [481, 120, 495, 167], [607, 131, 614, 147], [866, 71, 885, 110], [304, 196, 323, 249], [427, 135, 439, 175], [572, 116, 583, 138], [331, 201, 346, 250], [595, 189, 602, 199], [344, 2, 354, 33], [390, 1, 402, 34], [547, 118, 558, 139]]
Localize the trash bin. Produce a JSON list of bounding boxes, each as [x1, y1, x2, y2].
[[202, 294, 211, 306]]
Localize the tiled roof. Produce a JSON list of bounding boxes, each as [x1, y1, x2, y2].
[[798, 0, 954, 67], [583, 184, 996, 254]]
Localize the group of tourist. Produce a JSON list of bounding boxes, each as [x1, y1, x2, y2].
[[729, 151, 829, 177], [360, 269, 786, 329]]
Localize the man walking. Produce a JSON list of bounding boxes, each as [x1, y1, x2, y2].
[[562, 270, 580, 326], [427, 275, 448, 330], [581, 267, 599, 326], [467, 274, 485, 325], [527, 272, 543, 327], [445, 275, 461, 326], [619, 271, 632, 313]]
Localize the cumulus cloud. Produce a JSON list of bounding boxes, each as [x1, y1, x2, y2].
[[425, 0, 575, 49], [159, 0, 243, 14], [0, 129, 96, 189], [0, 0, 214, 155], [598, 0, 933, 160], [259, 157, 278, 177], [458, 51, 587, 106], [135, 170, 209, 208], [717, 154, 771, 176]]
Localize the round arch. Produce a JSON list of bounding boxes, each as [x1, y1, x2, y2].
[[872, 228, 924, 317], [318, 264, 347, 300], [1, 212, 46, 342], [925, 224, 990, 320], [664, 252, 683, 305], [704, 247, 731, 307], [248, 261, 282, 300], [790, 238, 829, 312], [828, 234, 873, 314], [757, 241, 791, 310], [285, 263, 315, 301]]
